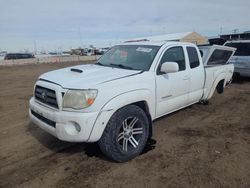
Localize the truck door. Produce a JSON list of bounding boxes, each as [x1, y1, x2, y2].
[[186, 46, 204, 104], [156, 46, 190, 117]]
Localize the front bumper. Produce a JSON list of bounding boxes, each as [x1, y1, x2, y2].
[[29, 97, 99, 142]]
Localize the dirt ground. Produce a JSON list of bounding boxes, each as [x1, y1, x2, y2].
[[0, 61, 249, 188]]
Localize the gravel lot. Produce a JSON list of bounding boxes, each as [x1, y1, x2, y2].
[[0, 62, 249, 188]]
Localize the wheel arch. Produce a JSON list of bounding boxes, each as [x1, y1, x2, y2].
[[206, 73, 226, 100], [131, 101, 153, 139], [88, 89, 154, 142]]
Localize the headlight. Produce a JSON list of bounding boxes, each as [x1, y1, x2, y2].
[[62, 89, 98, 110]]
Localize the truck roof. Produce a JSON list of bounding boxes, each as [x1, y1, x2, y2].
[[121, 41, 196, 47]]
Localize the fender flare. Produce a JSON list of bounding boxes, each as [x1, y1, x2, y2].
[[87, 89, 154, 142], [206, 73, 226, 100]]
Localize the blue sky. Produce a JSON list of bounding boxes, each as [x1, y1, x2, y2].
[[0, 0, 249, 52]]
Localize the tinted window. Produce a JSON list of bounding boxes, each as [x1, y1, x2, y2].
[[17, 54, 22, 59], [23, 54, 34, 59], [158, 46, 186, 73], [4, 53, 34, 60], [207, 50, 233, 65], [187, 47, 200, 69], [22, 54, 28, 58], [225, 42, 250, 56], [4, 54, 16, 60], [4, 54, 10, 59]]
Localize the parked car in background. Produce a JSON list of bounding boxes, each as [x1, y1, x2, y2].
[[224, 40, 250, 77], [4, 53, 35, 60], [98, 47, 110, 54], [0, 50, 7, 57], [70, 48, 96, 56]]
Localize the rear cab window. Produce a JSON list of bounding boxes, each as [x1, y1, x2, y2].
[[187, 47, 200, 69]]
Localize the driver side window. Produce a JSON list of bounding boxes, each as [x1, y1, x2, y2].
[[158, 46, 186, 74]]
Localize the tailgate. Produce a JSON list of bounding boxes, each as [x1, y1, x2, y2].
[[199, 45, 236, 66]]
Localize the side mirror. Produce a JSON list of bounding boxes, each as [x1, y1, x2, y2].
[[160, 62, 179, 74]]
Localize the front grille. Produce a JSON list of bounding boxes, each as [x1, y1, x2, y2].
[[35, 85, 58, 109], [31, 110, 56, 128]]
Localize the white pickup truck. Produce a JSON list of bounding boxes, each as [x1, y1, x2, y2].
[[29, 41, 235, 162]]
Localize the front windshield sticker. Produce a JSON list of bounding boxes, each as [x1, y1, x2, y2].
[[136, 47, 152, 53]]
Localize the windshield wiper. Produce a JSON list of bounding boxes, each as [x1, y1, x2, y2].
[[109, 63, 133, 70], [96, 62, 105, 66]]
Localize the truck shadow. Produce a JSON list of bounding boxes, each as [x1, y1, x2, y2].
[[27, 122, 63, 148], [27, 122, 156, 161], [27, 122, 107, 159]]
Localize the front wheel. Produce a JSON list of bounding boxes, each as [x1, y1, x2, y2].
[[98, 105, 149, 162]]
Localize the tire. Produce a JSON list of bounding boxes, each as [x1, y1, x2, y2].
[[216, 80, 224, 94], [98, 105, 149, 162], [200, 100, 209, 105]]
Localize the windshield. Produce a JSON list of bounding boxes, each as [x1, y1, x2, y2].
[[97, 45, 160, 71]]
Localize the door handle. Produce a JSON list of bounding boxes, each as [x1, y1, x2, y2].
[[183, 76, 190, 80]]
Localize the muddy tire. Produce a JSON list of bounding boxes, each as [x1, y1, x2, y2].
[[200, 100, 209, 105], [98, 105, 149, 162]]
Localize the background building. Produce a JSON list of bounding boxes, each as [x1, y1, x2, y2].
[[125, 32, 208, 45], [209, 31, 250, 45]]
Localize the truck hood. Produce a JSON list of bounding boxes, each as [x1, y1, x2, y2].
[[39, 64, 141, 89]]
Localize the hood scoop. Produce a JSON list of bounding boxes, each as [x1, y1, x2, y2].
[[70, 68, 83, 73]]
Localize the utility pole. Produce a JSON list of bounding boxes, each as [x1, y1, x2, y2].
[[232, 29, 239, 34], [78, 26, 83, 48], [33, 40, 37, 55], [220, 26, 223, 35]]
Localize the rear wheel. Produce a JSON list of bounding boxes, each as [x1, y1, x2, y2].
[[200, 100, 209, 105], [98, 105, 149, 162], [216, 80, 224, 94]]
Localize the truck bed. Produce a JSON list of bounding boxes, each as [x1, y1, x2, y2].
[[199, 45, 235, 100], [203, 63, 234, 100]]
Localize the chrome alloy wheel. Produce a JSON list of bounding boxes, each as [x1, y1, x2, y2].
[[117, 117, 143, 152]]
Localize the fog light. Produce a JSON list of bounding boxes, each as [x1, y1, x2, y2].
[[65, 122, 81, 135], [73, 122, 81, 132]]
